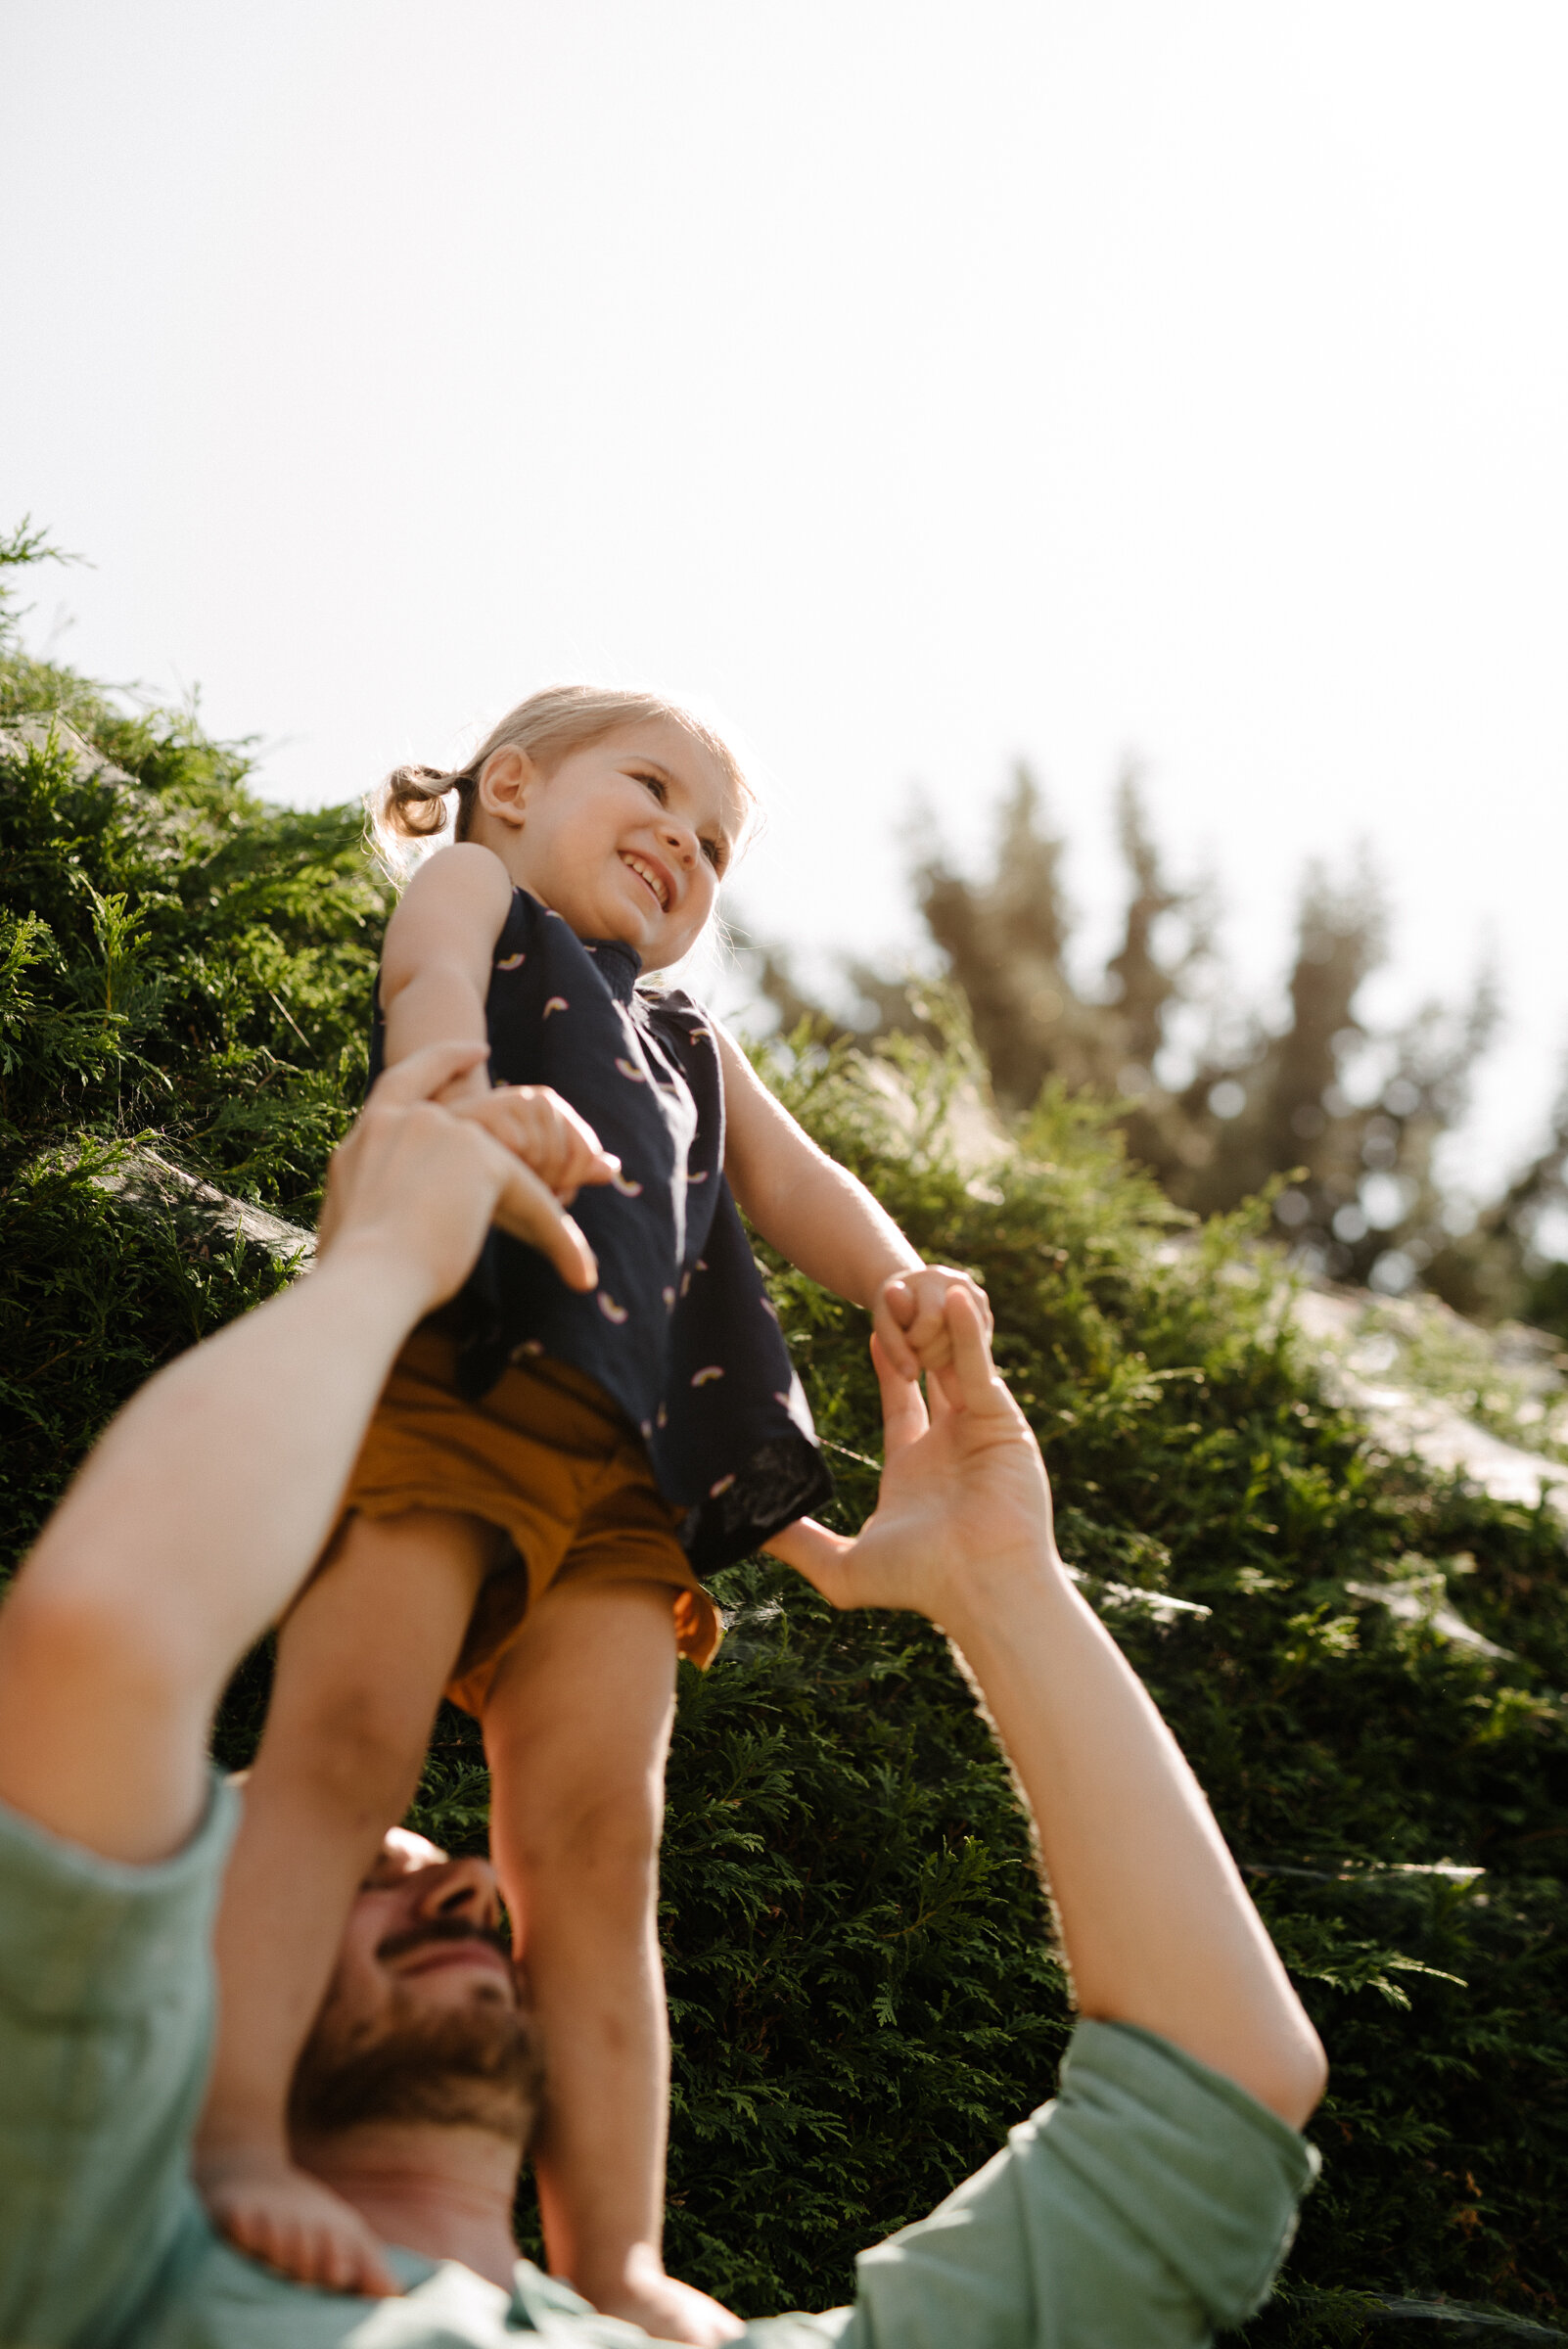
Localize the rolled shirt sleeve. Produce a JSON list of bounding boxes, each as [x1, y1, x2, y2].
[[0, 1776, 240, 2349], [746, 2020, 1318, 2349]]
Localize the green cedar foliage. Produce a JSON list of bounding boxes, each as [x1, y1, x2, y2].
[[4, 553, 1568, 2339], [0, 529, 385, 1560]]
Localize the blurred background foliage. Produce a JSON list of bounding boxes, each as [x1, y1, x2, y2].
[[5, 526, 1568, 2341], [744, 763, 1568, 1340]]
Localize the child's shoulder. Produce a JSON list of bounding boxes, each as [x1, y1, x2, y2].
[[390, 842, 516, 929]]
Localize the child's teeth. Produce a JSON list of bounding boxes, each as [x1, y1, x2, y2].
[[626, 856, 665, 907]]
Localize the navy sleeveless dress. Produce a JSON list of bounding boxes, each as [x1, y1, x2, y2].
[[368, 888, 833, 1579]]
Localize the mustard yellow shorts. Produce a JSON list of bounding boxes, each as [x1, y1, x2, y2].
[[321, 1325, 721, 1715]]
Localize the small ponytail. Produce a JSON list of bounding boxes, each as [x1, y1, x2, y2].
[[371, 760, 481, 870], [382, 761, 479, 839]]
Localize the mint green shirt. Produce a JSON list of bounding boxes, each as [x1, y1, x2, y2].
[[0, 1781, 1317, 2348]]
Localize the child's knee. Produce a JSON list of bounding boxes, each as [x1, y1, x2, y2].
[[502, 1751, 666, 1899], [263, 1677, 429, 1825]]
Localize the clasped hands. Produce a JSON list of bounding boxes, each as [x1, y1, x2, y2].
[[316, 1041, 616, 1300]]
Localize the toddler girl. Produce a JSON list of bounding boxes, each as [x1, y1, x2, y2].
[[196, 686, 988, 2336]]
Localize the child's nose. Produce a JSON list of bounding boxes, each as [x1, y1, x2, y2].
[[660, 817, 696, 868]]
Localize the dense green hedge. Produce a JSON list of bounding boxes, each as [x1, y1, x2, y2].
[[4, 650, 1567, 2341]]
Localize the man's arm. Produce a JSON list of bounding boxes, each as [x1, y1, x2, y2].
[[770, 1296, 1326, 2130], [0, 1039, 589, 1867]]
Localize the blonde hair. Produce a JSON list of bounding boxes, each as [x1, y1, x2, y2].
[[373, 686, 757, 868]]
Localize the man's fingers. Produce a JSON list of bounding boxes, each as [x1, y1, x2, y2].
[[942, 1286, 1011, 1414], [926, 1355, 958, 1423], [871, 1299, 921, 1380], [370, 1037, 489, 1106], [489, 1154, 600, 1290], [539, 1091, 614, 1189], [545, 1212, 598, 1293], [869, 1332, 930, 1453]]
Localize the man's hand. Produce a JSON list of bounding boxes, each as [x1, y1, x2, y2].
[[872, 1264, 992, 1378], [318, 1042, 601, 1296], [769, 1288, 1053, 1627]]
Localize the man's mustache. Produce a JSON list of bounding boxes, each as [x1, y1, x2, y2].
[[377, 1915, 515, 1967]]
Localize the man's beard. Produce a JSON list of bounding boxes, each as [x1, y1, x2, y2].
[[288, 1918, 542, 2147]]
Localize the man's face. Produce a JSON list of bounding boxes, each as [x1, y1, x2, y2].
[[289, 1829, 540, 2148]]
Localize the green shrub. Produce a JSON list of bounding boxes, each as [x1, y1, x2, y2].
[[4, 618, 1567, 2340], [0, 609, 385, 1552]]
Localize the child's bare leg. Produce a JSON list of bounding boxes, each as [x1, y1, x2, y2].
[[483, 1576, 739, 2345], [197, 1508, 495, 2293]]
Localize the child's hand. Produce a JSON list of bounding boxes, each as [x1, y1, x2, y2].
[[445, 1082, 619, 1204], [874, 1264, 992, 1377]]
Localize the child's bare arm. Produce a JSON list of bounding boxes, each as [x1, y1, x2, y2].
[[380, 844, 514, 1103], [382, 846, 617, 1202], [715, 1026, 989, 1376]]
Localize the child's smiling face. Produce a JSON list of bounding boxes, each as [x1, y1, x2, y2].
[[476, 717, 741, 968]]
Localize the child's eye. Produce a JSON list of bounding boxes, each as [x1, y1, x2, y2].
[[632, 770, 668, 805], [702, 838, 724, 872]]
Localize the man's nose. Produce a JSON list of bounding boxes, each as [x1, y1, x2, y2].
[[414, 1853, 504, 1932]]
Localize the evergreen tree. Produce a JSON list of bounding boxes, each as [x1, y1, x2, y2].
[[752, 767, 1509, 1307]]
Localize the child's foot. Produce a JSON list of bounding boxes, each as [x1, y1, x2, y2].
[[198, 2149, 398, 2297], [589, 2250, 743, 2344]]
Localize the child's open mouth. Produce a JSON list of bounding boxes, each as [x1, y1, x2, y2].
[[621, 853, 670, 911]]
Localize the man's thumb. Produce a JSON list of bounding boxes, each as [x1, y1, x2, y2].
[[542, 1211, 597, 1294]]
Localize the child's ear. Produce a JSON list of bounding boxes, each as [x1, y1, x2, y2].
[[478, 746, 534, 830]]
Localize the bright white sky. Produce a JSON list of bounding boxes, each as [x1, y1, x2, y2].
[[4, 3, 1565, 1200]]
